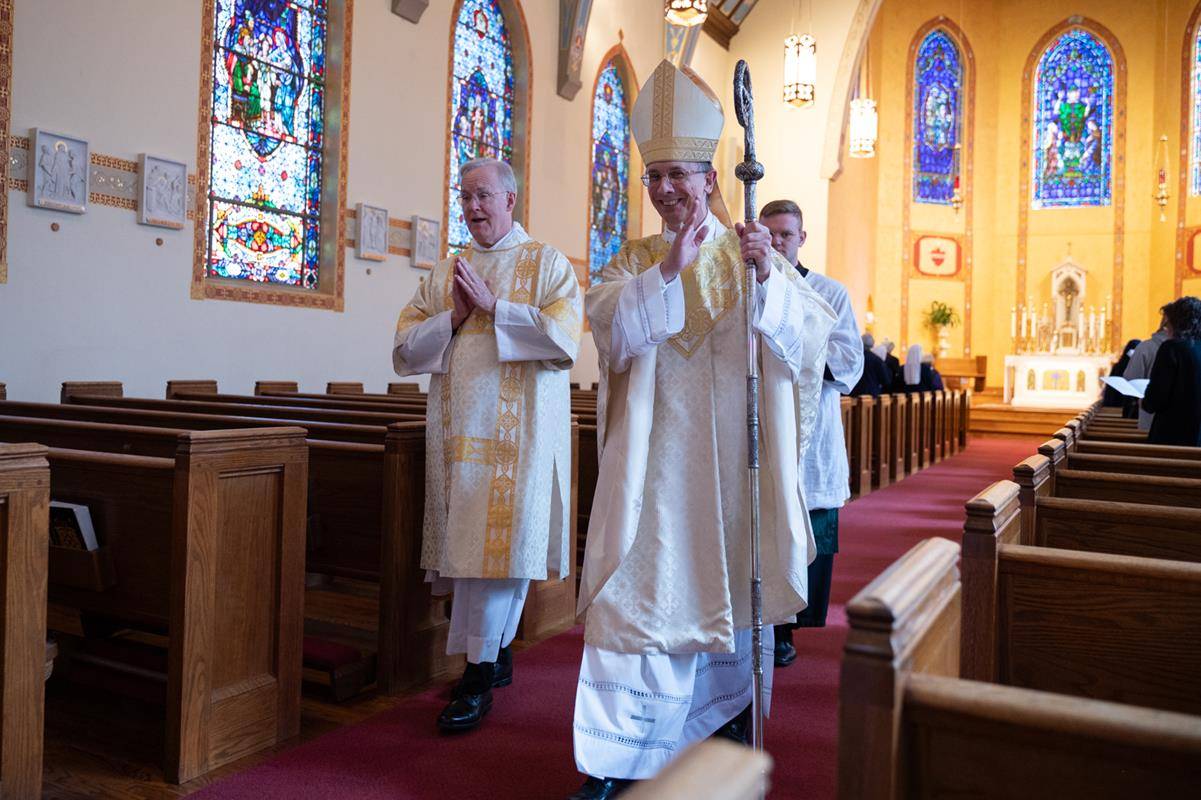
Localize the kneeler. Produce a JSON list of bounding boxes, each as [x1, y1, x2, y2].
[[303, 637, 376, 702]]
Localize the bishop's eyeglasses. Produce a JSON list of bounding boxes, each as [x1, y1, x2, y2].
[[639, 168, 709, 187]]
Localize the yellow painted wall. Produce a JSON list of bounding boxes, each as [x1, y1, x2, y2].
[[831, 0, 1200, 387]]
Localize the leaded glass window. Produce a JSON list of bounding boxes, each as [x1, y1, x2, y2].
[[1191, 25, 1201, 195], [588, 61, 630, 285], [1032, 28, 1113, 208], [448, 0, 515, 251], [206, 0, 327, 288], [913, 30, 962, 205]]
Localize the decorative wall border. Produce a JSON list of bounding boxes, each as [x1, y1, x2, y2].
[[442, 0, 534, 257], [584, 41, 640, 287], [8, 135, 198, 217], [901, 17, 975, 354], [0, 0, 13, 283], [1175, 3, 1201, 296], [190, 0, 353, 312], [1017, 16, 1127, 350]]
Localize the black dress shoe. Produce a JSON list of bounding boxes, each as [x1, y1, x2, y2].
[[774, 639, 797, 667], [711, 704, 752, 746], [567, 776, 633, 799], [440, 660, 495, 730], [437, 689, 493, 732]]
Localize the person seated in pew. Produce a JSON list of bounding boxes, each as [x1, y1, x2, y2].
[[902, 344, 923, 392], [1142, 296, 1201, 447], [877, 338, 904, 393], [849, 333, 891, 398], [1103, 338, 1142, 418], [759, 198, 864, 667], [392, 157, 583, 732], [919, 352, 944, 391]]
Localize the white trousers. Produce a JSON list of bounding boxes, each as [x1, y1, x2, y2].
[[572, 627, 774, 780], [444, 577, 530, 663]]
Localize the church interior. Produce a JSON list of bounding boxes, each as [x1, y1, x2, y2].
[[3, 0, 1201, 798]]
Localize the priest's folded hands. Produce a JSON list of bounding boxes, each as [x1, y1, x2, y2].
[[450, 256, 497, 328]]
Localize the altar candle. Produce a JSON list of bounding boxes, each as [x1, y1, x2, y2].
[[1011, 307, 1017, 339], [1077, 308, 1084, 340], [1088, 310, 1096, 341]]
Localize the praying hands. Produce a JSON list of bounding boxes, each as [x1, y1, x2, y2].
[[451, 257, 498, 329]]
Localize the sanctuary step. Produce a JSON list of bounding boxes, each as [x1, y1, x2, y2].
[[969, 402, 1091, 438]]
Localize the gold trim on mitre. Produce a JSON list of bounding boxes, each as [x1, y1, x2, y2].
[[633, 60, 723, 165]]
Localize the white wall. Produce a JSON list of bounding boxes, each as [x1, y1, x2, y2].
[[1, 0, 863, 401]]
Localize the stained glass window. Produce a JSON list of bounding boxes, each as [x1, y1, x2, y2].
[[913, 30, 962, 205], [588, 61, 630, 285], [448, 0, 515, 251], [206, 0, 327, 288], [1032, 28, 1113, 208], [1191, 25, 1201, 195]]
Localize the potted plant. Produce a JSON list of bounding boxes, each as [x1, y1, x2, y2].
[[924, 301, 961, 358]]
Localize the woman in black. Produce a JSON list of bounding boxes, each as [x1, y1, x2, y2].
[[1104, 338, 1141, 417], [1142, 296, 1201, 446]]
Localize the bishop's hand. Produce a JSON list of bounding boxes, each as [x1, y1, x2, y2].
[[735, 221, 773, 283], [660, 196, 710, 283]]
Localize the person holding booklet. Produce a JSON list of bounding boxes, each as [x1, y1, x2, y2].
[[1142, 296, 1201, 446]]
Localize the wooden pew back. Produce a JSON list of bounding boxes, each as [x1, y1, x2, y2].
[[0, 444, 50, 798], [1066, 451, 1201, 479], [996, 544, 1201, 715], [1033, 496, 1201, 563]]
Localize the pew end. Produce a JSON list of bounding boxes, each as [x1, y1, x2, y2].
[[165, 380, 218, 399], [61, 381, 123, 403], [255, 381, 299, 395], [838, 537, 961, 800]]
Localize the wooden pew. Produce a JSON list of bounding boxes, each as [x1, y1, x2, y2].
[[388, 382, 421, 394], [959, 388, 971, 447], [63, 393, 424, 429], [1065, 451, 1201, 480], [840, 537, 1201, 799], [961, 480, 1201, 701], [888, 393, 907, 481], [934, 355, 987, 392], [870, 394, 891, 490], [0, 444, 50, 798], [944, 389, 959, 456], [0, 382, 5, 400], [0, 412, 457, 696], [255, 381, 299, 394], [172, 389, 429, 416], [327, 382, 365, 395], [165, 379, 218, 399], [840, 397, 853, 492], [929, 390, 944, 464], [916, 392, 933, 468], [32, 428, 308, 783], [850, 397, 873, 498]]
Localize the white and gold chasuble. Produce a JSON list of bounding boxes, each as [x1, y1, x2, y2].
[[578, 218, 836, 654], [392, 224, 582, 581]]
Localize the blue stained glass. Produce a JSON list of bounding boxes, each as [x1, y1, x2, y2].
[[447, 0, 515, 251], [588, 62, 630, 285], [1191, 28, 1201, 196], [207, 0, 327, 288], [1032, 28, 1113, 208], [912, 30, 962, 205]]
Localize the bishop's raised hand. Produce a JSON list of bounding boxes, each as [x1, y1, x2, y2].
[[660, 195, 710, 284]]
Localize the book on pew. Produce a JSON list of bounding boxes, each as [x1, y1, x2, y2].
[[1100, 376, 1149, 399], [49, 501, 99, 551]]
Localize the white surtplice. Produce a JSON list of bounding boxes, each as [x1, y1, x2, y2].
[[796, 268, 863, 511], [572, 214, 836, 779], [392, 222, 582, 663]]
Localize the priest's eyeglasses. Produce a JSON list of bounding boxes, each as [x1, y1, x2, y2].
[[457, 189, 512, 205], [640, 168, 708, 187]]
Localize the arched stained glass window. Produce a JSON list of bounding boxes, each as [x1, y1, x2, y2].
[[206, 0, 328, 288], [1032, 28, 1113, 208], [589, 61, 630, 285], [913, 30, 962, 205], [447, 0, 515, 252], [1191, 24, 1201, 195]]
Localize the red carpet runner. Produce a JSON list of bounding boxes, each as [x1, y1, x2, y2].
[[193, 437, 1037, 799]]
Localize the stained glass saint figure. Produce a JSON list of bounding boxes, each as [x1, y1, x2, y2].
[[588, 62, 630, 285]]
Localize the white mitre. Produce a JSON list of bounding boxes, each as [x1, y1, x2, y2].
[[632, 59, 724, 165]]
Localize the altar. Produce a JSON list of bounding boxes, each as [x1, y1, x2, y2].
[[1003, 353, 1114, 408], [1003, 256, 1115, 408]]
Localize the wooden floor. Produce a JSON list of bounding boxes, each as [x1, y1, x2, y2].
[[40, 581, 468, 799]]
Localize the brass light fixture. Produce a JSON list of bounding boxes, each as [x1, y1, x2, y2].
[[665, 0, 707, 27], [1153, 134, 1170, 222]]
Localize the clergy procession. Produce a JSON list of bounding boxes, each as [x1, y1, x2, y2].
[[5, 0, 1201, 798]]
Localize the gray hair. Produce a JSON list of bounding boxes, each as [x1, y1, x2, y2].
[[861, 333, 875, 348], [461, 158, 517, 194]]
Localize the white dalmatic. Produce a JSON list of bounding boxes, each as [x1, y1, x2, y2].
[[392, 222, 582, 588], [572, 215, 836, 779]]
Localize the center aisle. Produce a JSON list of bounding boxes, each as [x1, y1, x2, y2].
[[193, 437, 1037, 800]]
